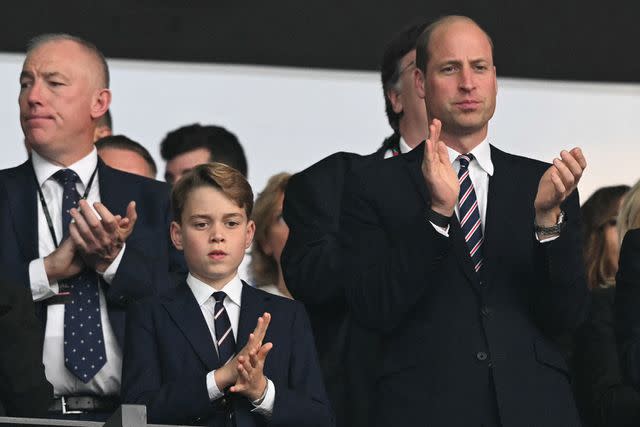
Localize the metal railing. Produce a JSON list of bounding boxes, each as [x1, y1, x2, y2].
[[0, 405, 187, 427]]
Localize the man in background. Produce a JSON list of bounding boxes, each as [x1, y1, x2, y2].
[[96, 134, 157, 179], [160, 123, 248, 185], [281, 21, 428, 427]]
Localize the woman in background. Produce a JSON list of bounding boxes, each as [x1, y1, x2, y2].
[[249, 172, 293, 298], [574, 184, 640, 427]]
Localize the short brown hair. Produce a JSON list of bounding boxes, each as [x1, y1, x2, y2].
[[171, 162, 253, 223], [415, 15, 494, 74], [249, 172, 291, 287]]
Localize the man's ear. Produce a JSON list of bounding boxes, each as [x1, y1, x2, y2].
[[245, 220, 256, 250], [414, 68, 426, 100], [387, 88, 403, 114], [90, 88, 111, 120], [170, 221, 183, 250]]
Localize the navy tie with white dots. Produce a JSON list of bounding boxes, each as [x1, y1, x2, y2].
[[53, 169, 107, 383]]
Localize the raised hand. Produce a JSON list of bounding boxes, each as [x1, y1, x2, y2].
[[68, 200, 137, 272], [534, 148, 587, 226], [229, 342, 273, 401], [43, 236, 84, 282], [421, 119, 459, 216], [214, 312, 271, 390]]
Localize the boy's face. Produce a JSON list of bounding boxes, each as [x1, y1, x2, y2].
[[171, 185, 255, 289]]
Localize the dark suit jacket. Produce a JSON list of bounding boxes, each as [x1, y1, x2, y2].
[[0, 280, 52, 417], [0, 158, 186, 349], [281, 139, 389, 427], [340, 143, 588, 427], [122, 281, 333, 427], [573, 286, 640, 427], [616, 229, 640, 392]]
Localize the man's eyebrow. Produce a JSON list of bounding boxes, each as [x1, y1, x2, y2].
[[19, 70, 33, 80]]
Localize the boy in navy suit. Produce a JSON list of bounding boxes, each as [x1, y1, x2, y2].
[[122, 163, 333, 426]]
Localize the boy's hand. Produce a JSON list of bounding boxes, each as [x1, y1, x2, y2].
[[214, 312, 271, 390], [230, 342, 273, 401]]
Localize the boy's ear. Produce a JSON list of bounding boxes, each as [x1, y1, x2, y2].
[[245, 220, 256, 250], [170, 221, 183, 250]]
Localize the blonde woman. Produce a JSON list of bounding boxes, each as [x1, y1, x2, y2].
[[249, 172, 293, 298]]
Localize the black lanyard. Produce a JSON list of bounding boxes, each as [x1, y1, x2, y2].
[[33, 166, 98, 248]]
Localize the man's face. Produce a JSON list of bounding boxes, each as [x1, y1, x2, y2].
[[170, 186, 255, 289], [98, 147, 155, 179], [388, 50, 428, 142], [165, 147, 211, 186], [19, 40, 108, 162], [421, 20, 497, 138]]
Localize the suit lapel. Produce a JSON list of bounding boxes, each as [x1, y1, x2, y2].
[[8, 161, 39, 261], [236, 283, 269, 349], [162, 284, 220, 370], [403, 145, 480, 289], [482, 146, 517, 287]]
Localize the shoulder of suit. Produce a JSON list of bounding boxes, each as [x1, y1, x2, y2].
[[101, 163, 170, 193], [243, 282, 303, 311], [490, 145, 550, 175], [0, 159, 32, 180]]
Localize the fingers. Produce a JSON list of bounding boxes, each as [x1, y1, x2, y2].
[[125, 201, 138, 228], [549, 169, 567, 194], [569, 147, 587, 170], [93, 202, 118, 234], [428, 118, 441, 143]]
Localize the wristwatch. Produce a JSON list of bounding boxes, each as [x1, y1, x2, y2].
[[534, 210, 566, 238]]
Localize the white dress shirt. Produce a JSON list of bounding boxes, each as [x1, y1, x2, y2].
[[28, 148, 125, 396], [187, 273, 275, 417]]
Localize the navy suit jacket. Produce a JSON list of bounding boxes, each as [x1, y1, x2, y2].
[[340, 143, 588, 427], [122, 281, 333, 427], [281, 142, 388, 427], [0, 158, 186, 347]]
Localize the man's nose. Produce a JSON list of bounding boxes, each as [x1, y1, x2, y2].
[[459, 66, 475, 92]]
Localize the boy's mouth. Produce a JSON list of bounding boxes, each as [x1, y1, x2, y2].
[[208, 250, 227, 260]]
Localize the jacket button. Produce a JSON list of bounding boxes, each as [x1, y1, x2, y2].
[[481, 306, 492, 317], [476, 351, 488, 361]]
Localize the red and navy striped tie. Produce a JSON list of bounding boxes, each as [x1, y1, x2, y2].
[[457, 154, 484, 274], [212, 291, 236, 366]]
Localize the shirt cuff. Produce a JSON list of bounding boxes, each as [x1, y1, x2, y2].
[[29, 258, 58, 301], [99, 243, 126, 284], [535, 232, 560, 243], [250, 378, 275, 418], [206, 370, 224, 401], [430, 222, 450, 237]]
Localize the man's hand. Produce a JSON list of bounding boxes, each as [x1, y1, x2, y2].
[[214, 312, 271, 391], [68, 200, 138, 272], [43, 237, 84, 282], [230, 342, 273, 402], [534, 148, 587, 226], [421, 119, 459, 216]]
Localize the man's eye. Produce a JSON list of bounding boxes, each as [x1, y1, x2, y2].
[[49, 81, 63, 87], [441, 65, 457, 74], [474, 65, 488, 71], [194, 222, 208, 229], [19, 81, 30, 89], [226, 221, 239, 228]]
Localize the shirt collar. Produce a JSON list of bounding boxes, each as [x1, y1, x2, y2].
[[31, 148, 99, 187], [398, 135, 413, 154], [187, 273, 243, 307], [446, 137, 494, 176]]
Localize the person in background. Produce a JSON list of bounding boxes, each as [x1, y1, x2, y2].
[[160, 123, 248, 185], [250, 172, 292, 299], [281, 21, 428, 427], [615, 180, 640, 420], [96, 134, 157, 179], [572, 185, 640, 427], [94, 109, 113, 141]]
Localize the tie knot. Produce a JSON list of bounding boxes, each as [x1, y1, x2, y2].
[[458, 153, 475, 169], [53, 169, 80, 185], [212, 291, 227, 303]]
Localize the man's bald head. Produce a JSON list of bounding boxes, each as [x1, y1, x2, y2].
[[26, 34, 110, 89]]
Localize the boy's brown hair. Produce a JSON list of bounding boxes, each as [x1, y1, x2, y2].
[[171, 162, 254, 223]]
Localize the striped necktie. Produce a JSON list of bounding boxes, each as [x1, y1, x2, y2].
[[212, 291, 237, 366], [457, 154, 484, 274]]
